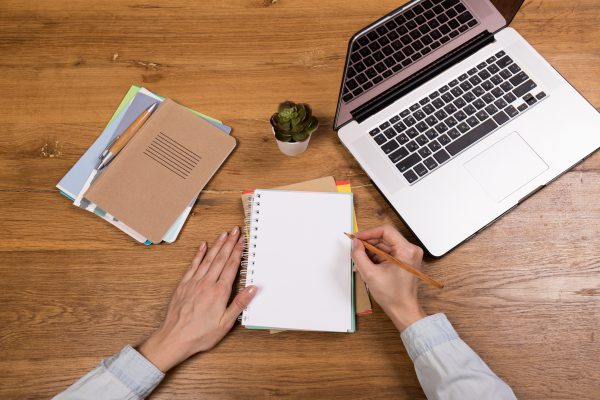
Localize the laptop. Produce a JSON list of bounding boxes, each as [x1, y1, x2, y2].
[[335, 0, 600, 257]]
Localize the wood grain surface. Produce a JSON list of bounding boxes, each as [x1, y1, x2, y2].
[[0, 0, 599, 399]]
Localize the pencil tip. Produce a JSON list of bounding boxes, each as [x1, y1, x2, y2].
[[344, 232, 354, 239]]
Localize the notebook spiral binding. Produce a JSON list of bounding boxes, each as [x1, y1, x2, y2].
[[238, 192, 260, 322]]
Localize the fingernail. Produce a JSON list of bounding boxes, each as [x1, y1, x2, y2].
[[219, 231, 227, 240], [199, 241, 206, 251], [352, 238, 360, 248], [238, 235, 245, 244], [247, 285, 257, 295], [232, 226, 239, 235]]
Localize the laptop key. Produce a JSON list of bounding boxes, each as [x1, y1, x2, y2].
[[441, 92, 454, 103], [454, 110, 467, 121], [384, 128, 397, 139], [423, 157, 438, 171], [536, 91, 547, 100], [503, 92, 517, 103], [374, 134, 387, 145], [435, 122, 448, 133], [416, 122, 428, 133], [509, 71, 529, 86], [406, 140, 420, 152], [406, 127, 419, 138], [396, 133, 410, 144], [464, 104, 477, 115], [444, 103, 457, 114], [390, 115, 400, 124], [504, 105, 518, 118], [446, 118, 498, 156], [381, 139, 400, 154], [517, 103, 528, 112], [396, 153, 421, 172], [524, 94, 537, 106], [445, 116, 458, 127], [425, 129, 438, 140], [400, 109, 411, 118], [494, 98, 508, 109], [492, 111, 510, 125], [508, 63, 521, 74], [457, 122, 470, 133], [403, 170, 418, 183], [416, 134, 429, 146], [418, 146, 432, 158], [369, 128, 380, 136], [453, 97, 467, 108], [425, 116, 438, 126], [433, 149, 451, 164], [389, 147, 409, 163], [397, 133, 409, 145], [485, 104, 498, 115], [448, 128, 461, 139], [414, 163, 428, 177], [473, 98, 486, 109], [496, 55, 513, 68], [438, 134, 451, 145], [394, 122, 407, 133], [403, 116, 417, 126], [466, 116, 479, 127], [428, 140, 442, 152], [423, 104, 435, 115], [513, 79, 537, 98], [434, 109, 447, 120]]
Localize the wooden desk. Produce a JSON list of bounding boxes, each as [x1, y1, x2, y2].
[[0, 1, 598, 398]]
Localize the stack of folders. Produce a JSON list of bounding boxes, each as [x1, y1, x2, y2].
[[240, 176, 372, 333], [57, 86, 235, 244], [239, 185, 359, 333]]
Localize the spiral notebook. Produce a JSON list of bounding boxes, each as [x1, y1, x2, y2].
[[241, 189, 355, 333]]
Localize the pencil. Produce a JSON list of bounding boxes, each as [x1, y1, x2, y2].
[[345, 232, 444, 289], [97, 102, 158, 170]]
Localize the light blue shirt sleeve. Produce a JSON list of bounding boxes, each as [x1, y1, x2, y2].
[[53, 345, 164, 400], [401, 313, 516, 400]]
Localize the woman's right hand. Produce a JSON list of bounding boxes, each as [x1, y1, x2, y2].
[[351, 224, 427, 332]]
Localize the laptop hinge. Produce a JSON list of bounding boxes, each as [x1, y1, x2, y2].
[[352, 31, 495, 124]]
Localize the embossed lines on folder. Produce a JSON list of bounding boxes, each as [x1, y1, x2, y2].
[[144, 132, 201, 179]]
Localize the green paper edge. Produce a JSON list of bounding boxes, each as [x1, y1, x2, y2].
[[107, 85, 222, 126]]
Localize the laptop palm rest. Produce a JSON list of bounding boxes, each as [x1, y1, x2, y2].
[[464, 132, 548, 203]]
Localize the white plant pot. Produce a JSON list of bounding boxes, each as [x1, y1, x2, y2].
[[272, 127, 311, 156]]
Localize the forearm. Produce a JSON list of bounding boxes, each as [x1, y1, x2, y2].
[[53, 346, 164, 400], [401, 314, 516, 400]]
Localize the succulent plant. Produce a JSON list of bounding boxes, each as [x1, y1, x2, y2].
[[270, 101, 319, 143]]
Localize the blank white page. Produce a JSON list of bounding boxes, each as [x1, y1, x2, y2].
[[242, 189, 354, 332]]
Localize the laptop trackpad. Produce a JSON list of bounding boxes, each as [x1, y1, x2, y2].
[[464, 133, 548, 202]]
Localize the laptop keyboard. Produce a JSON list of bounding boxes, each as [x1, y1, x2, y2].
[[368, 50, 548, 185], [342, 0, 478, 104]]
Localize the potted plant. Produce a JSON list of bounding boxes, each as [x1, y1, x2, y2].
[[270, 101, 319, 156]]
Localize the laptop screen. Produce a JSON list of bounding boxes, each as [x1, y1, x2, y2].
[[490, 0, 524, 25], [334, 0, 522, 130]]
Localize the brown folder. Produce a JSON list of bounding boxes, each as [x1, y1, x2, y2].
[[86, 99, 236, 243]]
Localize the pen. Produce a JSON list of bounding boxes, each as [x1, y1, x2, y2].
[[345, 232, 444, 289], [98, 102, 158, 170]]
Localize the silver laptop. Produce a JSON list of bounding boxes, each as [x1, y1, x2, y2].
[[335, 0, 600, 257]]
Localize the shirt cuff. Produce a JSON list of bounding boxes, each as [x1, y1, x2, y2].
[[400, 313, 459, 362], [102, 345, 165, 398]]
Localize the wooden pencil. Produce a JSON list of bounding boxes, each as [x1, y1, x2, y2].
[[345, 233, 444, 289]]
